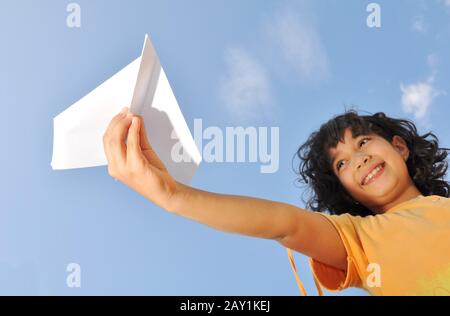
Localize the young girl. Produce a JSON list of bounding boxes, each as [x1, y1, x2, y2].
[[103, 108, 450, 296]]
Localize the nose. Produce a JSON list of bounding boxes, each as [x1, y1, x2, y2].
[[356, 154, 371, 170]]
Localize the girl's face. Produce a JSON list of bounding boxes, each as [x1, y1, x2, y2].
[[328, 128, 415, 213]]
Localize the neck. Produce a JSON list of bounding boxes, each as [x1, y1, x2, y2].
[[374, 184, 423, 214]]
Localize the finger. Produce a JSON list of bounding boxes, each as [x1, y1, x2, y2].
[[135, 115, 164, 168], [131, 116, 166, 171], [136, 115, 151, 150], [104, 106, 129, 136], [103, 107, 129, 162], [127, 116, 146, 164], [107, 112, 134, 166]]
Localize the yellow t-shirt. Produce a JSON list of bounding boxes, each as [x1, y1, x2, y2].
[[288, 194, 450, 296]]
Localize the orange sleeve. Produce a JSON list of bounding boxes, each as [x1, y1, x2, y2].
[[309, 213, 367, 291]]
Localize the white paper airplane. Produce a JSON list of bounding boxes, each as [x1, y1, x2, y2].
[[51, 34, 202, 185]]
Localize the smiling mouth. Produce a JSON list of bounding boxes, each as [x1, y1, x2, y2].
[[361, 162, 385, 186]]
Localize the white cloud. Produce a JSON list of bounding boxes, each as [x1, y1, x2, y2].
[[438, 0, 450, 9], [266, 10, 329, 82], [400, 53, 444, 120], [220, 47, 271, 121], [400, 79, 437, 120], [218, 3, 330, 120], [412, 16, 426, 33]]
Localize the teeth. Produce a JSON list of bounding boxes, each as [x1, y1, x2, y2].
[[363, 164, 383, 185]]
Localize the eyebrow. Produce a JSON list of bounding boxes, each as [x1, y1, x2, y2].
[[330, 135, 364, 169]]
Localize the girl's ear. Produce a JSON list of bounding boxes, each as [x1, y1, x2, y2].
[[392, 135, 409, 161]]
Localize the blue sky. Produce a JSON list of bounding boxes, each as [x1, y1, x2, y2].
[[0, 0, 449, 295]]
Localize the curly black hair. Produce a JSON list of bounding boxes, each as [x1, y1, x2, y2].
[[293, 110, 450, 217]]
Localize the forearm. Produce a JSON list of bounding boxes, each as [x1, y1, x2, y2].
[[167, 182, 302, 240]]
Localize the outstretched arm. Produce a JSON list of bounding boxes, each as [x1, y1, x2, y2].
[[170, 182, 310, 240], [170, 183, 347, 270], [103, 107, 347, 270]]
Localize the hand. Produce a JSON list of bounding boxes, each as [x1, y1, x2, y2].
[[103, 107, 179, 211]]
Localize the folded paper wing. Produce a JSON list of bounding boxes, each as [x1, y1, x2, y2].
[[51, 34, 202, 185]]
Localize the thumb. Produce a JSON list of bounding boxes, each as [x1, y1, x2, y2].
[[127, 116, 145, 163], [135, 116, 167, 171], [136, 115, 152, 151]]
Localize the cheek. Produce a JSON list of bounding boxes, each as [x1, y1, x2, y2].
[[387, 155, 409, 178], [339, 173, 360, 192]]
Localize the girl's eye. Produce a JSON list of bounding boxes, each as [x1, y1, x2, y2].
[[336, 138, 371, 171], [359, 137, 370, 147]]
